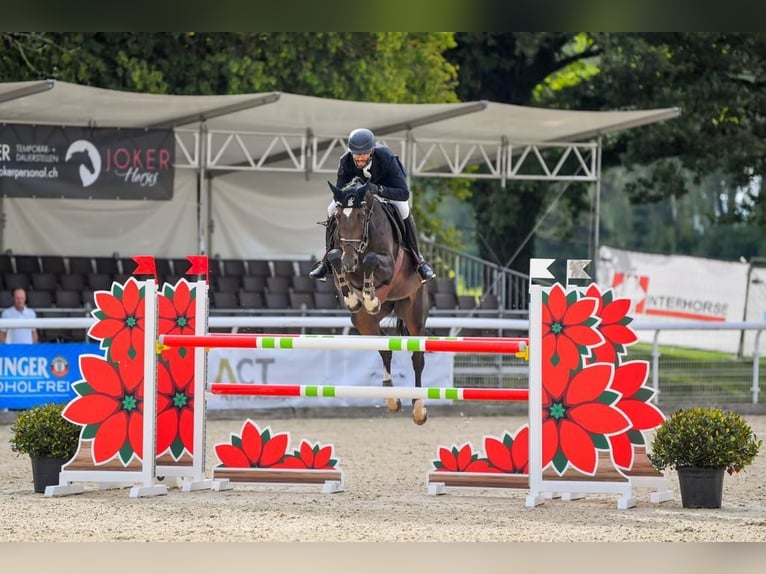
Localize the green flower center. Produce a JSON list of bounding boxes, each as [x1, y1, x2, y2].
[[122, 394, 138, 412], [551, 322, 563, 334], [176, 316, 188, 328], [125, 316, 137, 328], [172, 392, 189, 408], [548, 402, 566, 420]]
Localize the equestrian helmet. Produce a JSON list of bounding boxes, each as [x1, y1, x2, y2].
[[347, 128, 376, 154]]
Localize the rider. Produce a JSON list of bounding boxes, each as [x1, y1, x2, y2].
[[308, 127, 436, 284]]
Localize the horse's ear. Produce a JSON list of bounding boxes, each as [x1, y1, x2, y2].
[[328, 181, 344, 203]]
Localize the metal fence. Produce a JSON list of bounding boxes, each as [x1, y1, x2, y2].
[[420, 239, 530, 312], [450, 321, 766, 407]]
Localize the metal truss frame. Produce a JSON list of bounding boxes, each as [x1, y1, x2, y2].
[[173, 128, 600, 183]]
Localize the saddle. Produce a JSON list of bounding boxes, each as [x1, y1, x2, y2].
[[376, 197, 405, 248]]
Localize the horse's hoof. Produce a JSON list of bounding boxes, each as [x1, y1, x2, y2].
[[386, 397, 402, 412], [363, 295, 381, 314], [413, 400, 428, 425], [344, 298, 362, 313]]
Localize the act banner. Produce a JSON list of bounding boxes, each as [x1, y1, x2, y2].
[[0, 124, 174, 199], [206, 347, 454, 409], [0, 343, 99, 409]]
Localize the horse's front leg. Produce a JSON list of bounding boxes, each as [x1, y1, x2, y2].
[[411, 350, 427, 425], [360, 252, 382, 314], [328, 249, 362, 312], [378, 350, 401, 412], [361, 252, 392, 314]]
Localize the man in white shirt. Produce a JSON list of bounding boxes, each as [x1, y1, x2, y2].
[[0, 287, 39, 344]]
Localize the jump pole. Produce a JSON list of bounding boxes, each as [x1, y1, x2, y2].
[[209, 383, 529, 402], [159, 333, 528, 355]]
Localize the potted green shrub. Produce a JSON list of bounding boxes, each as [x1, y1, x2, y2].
[[9, 402, 81, 493], [648, 407, 762, 508]]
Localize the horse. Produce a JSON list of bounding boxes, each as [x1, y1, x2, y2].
[[326, 178, 430, 425]]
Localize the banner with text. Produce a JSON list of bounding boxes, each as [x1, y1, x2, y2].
[[596, 245, 749, 353], [206, 347, 454, 409], [0, 124, 174, 199], [0, 343, 98, 409]]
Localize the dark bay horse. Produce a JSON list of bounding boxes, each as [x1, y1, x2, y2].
[[326, 179, 430, 424]]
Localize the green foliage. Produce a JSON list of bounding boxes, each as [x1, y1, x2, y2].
[[0, 32, 458, 103], [648, 407, 762, 474], [450, 32, 766, 263], [5, 32, 765, 261], [9, 403, 81, 460]]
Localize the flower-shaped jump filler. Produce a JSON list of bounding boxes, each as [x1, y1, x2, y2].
[[539, 283, 664, 475], [63, 278, 200, 465], [215, 419, 339, 470], [431, 282, 664, 479], [432, 426, 529, 474]]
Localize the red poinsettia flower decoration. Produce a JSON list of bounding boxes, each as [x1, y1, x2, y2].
[[432, 443, 494, 473], [89, 279, 145, 371], [607, 361, 665, 469], [158, 280, 196, 337], [541, 284, 603, 399], [484, 427, 529, 474], [63, 355, 144, 465], [153, 281, 199, 459], [541, 363, 631, 475], [156, 354, 195, 459], [584, 285, 638, 364], [214, 420, 290, 468], [274, 440, 338, 469]]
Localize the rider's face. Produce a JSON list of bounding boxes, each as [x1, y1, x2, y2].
[[352, 152, 372, 169]]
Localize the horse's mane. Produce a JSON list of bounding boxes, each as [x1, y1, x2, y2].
[[336, 177, 373, 208], [342, 176, 367, 192]]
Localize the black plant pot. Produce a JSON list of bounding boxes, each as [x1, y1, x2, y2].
[[30, 456, 65, 494], [677, 466, 725, 508]]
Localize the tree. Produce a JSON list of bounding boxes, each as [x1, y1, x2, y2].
[[445, 33, 598, 271], [447, 33, 766, 266], [1, 32, 459, 102], [539, 33, 766, 257]]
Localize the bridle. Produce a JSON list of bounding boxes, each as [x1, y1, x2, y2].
[[337, 194, 375, 255]]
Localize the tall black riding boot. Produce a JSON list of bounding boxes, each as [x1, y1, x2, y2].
[[309, 217, 336, 281], [403, 216, 435, 283]]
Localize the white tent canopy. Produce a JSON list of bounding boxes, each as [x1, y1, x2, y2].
[[0, 79, 679, 259]]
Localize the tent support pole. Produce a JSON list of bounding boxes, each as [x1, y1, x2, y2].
[[592, 136, 603, 280], [198, 123, 209, 255]]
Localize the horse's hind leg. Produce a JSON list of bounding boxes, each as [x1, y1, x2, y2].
[[411, 350, 427, 425], [400, 288, 429, 425], [379, 350, 401, 412]]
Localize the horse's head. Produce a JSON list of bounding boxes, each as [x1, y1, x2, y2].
[[327, 178, 375, 273], [66, 149, 95, 174]]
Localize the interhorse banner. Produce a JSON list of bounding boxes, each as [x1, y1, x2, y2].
[[597, 245, 750, 353], [0, 124, 174, 199]]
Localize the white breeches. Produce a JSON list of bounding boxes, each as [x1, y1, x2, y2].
[[327, 198, 410, 219]]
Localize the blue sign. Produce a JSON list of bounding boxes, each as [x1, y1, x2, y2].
[[0, 343, 100, 409]]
